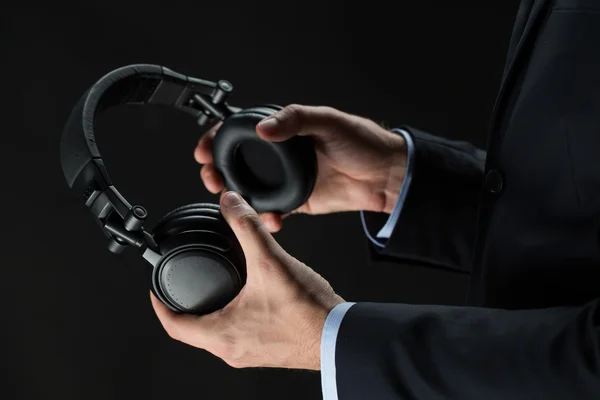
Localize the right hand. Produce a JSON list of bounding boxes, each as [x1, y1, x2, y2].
[[194, 104, 407, 232]]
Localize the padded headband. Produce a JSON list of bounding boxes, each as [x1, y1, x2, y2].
[[60, 64, 231, 195]]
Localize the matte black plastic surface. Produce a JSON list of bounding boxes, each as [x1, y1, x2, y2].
[[150, 203, 246, 315], [60, 64, 167, 191], [156, 248, 240, 314]]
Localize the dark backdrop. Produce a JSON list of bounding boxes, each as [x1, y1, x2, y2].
[[2, 2, 519, 399]]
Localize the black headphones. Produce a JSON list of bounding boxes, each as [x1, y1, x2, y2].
[[59, 64, 317, 315]]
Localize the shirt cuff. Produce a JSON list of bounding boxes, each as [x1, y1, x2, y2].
[[321, 302, 357, 400], [360, 128, 415, 248]]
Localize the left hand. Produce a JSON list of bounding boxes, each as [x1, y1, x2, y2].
[[150, 191, 345, 370]]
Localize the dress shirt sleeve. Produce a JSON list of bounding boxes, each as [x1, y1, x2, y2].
[[360, 128, 415, 247]]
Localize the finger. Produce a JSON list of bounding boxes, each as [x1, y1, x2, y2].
[[255, 104, 341, 142], [219, 191, 283, 259], [200, 163, 225, 194], [149, 293, 218, 349], [258, 208, 306, 232], [259, 212, 283, 232], [194, 122, 222, 164]]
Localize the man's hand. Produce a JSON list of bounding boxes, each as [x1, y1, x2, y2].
[[194, 105, 407, 232], [150, 191, 345, 370]]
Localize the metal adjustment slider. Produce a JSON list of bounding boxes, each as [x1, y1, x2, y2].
[[196, 79, 234, 126], [104, 205, 148, 253]]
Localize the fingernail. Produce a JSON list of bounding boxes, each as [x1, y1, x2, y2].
[[222, 191, 242, 208], [257, 116, 278, 130]]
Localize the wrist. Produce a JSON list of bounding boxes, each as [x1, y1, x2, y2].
[[305, 308, 328, 371], [382, 132, 408, 214], [294, 299, 338, 371]]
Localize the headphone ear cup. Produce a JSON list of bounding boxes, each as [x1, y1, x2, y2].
[[261, 104, 284, 112], [212, 105, 317, 214], [237, 105, 280, 118], [149, 203, 246, 315]]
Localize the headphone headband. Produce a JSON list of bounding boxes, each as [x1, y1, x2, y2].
[[60, 64, 240, 254], [60, 64, 237, 194]]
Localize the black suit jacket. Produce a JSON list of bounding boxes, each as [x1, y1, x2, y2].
[[337, 0, 600, 398]]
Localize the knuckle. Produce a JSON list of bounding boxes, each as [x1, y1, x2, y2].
[[317, 105, 339, 115], [216, 333, 246, 368], [284, 103, 303, 115], [236, 212, 261, 232], [281, 104, 304, 125], [200, 166, 211, 178]]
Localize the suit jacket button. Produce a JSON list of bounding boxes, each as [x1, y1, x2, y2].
[[484, 169, 504, 193]]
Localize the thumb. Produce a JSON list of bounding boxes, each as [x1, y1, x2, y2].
[[255, 104, 340, 142], [220, 191, 284, 259]]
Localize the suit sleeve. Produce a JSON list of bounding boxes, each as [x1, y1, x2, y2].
[[331, 300, 600, 400], [360, 129, 415, 246], [362, 126, 486, 273]]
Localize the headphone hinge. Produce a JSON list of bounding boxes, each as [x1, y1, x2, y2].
[[180, 79, 238, 126], [86, 186, 149, 253]]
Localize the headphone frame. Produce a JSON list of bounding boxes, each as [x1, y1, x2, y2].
[[59, 64, 316, 315]]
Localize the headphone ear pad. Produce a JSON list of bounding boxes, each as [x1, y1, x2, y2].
[[149, 203, 246, 315], [212, 105, 317, 214]]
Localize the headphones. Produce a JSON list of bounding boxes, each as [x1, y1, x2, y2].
[[59, 64, 317, 315]]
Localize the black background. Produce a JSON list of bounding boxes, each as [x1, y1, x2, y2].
[[3, 2, 519, 399]]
